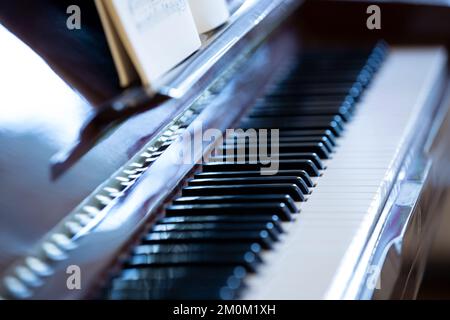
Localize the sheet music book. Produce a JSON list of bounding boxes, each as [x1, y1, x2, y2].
[[95, 0, 202, 88]]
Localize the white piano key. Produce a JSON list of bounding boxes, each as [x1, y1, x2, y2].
[[243, 47, 447, 300]]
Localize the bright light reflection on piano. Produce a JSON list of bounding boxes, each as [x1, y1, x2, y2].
[[0, 25, 88, 148]]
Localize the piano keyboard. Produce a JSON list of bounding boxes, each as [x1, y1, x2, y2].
[[103, 43, 446, 300]]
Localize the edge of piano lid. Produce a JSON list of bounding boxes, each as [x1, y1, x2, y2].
[[1, 1, 450, 300]]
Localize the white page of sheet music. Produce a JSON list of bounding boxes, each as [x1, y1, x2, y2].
[[188, 0, 230, 33], [102, 0, 201, 87]]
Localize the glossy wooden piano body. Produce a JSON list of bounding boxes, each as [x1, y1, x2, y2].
[[0, 0, 449, 300]]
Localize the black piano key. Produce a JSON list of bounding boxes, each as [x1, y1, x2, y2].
[[109, 282, 239, 300], [152, 221, 275, 233], [277, 80, 361, 92], [267, 84, 360, 97], [110, 266, 246, 300], [241, 119, 343, 137], [110, 279, 174, 295], [252, 98, 355, 112], [295, 71, 368, 84], [244, 114, 345, 130], [255, 140, 333, 155], [287, 66, 369, 77], [226, 142, 331, 159], [126, 251, 261, 272], [367, 54, 385, 69], [244, 115, 345, 126], [194, 170, 314, 188], [356, 70, 373, 87], [159, 215, 284, 233], [151, 222, 281, 241], [119, 266, 246, 282], [108, 273, 245, 300], [280, 74, 363, 85], [182, 184, 305, 202], [348, 83, 364, 99], [277, 129, 337, 146], [262, 97, 353, 108], [228, 129, 337, 147], [143, 230, 274, 249], [262, 95, 355, 108], [133, 243, 262, 256], [214, 153, 324, 170], [173, 195, 299, 213], [252, 102, 346, 111], [249, 106, 353, 122], [286, 62, 366, 72], [219, 141, 331, 160], [108, 288, 231, 300], [298, 54, 370, 61], [299, 50, 373, 57], [277, 153, 326, 169], [294, 56, 368, 63], [260, 99, 347, 109], [225, 136, 334, 154], [252, 97, 353, 106], [227, 133, 335, 145], [103, 44, 387, 300], [110, 279, 162, 292], [202, 160, 320, 176], [165, 203, 294, 222], [250, 103, 352, 112], [188, 177, 309, 195], [273, 79, 361, 87], [212, 153, 325, 170]]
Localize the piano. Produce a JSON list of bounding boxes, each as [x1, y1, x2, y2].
[[1, 0, 450, 300]]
